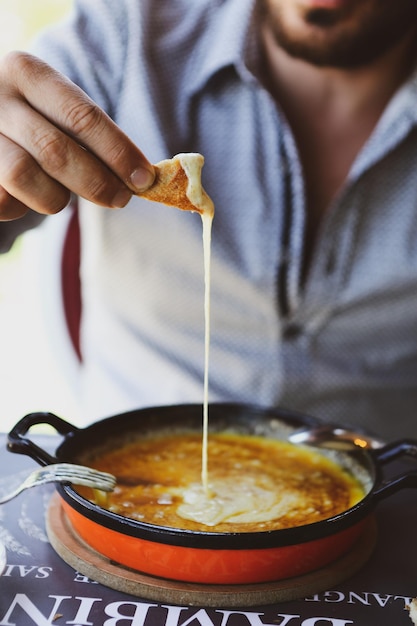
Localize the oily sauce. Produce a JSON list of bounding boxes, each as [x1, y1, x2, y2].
[[80, 432, 364, 533]]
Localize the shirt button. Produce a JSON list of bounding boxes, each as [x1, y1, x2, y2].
[[283, 323, 303, 340]]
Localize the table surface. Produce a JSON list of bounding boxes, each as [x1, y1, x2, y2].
[[0, 432, 416, 626]]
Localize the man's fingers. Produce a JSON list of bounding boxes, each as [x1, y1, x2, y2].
[[2, 52, 155, 195], [0, 133, 71, 215], [0, 96, 135, 209], [0, 185, 30, 221]]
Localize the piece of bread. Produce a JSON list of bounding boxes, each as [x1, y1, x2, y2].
[[138, 153, 214, 216], [409, 598, 417, 625]]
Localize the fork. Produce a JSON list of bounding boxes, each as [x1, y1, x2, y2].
[[0, 463, 116, 504]]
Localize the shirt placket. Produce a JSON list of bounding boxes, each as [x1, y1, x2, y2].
[[278, 124, 362, 335], [277, 126, 361, 402]]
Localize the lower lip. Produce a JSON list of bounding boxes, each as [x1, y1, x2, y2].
[[302, 0, 348, 7]]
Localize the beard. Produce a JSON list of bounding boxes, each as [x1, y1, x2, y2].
[[258, 0, 417, 68]]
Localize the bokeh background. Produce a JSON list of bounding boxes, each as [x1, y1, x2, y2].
[[0, 0, 74, 431], [0, 0, 72, 55]]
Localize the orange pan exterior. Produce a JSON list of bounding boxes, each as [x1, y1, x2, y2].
[[62, 499, 368, 585]]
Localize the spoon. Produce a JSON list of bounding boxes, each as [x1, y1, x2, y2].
[[288, 425, 385, 450]]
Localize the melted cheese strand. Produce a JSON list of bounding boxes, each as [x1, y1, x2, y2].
[[178, 154, 214, 495], [201, 212, 213, 493]]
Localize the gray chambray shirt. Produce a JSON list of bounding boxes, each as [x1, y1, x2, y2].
[[28, 0, 417, 440]]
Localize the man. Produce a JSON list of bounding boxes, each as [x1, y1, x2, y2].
[[0, 0, 416, 440]]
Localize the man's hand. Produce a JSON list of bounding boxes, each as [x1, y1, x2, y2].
[[0, 52, 155, 221]]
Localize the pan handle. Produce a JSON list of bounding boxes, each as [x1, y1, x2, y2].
[[374, 439, 417, 463], [7, 412, 79, 466], [372, 439, 417, 500]]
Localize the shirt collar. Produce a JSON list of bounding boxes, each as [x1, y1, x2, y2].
[[186, 0, 258, 98], [350, 57, 417, 180]]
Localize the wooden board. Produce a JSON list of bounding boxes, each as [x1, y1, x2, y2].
[[46, 494, 377, 607]]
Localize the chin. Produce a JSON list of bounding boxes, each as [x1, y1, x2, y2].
[[262, 0, 417, 69]]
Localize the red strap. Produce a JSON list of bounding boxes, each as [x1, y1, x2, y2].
[[61, 208, 82, 361]]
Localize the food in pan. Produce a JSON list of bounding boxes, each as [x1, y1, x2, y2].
[[78, 431, 365, 533]]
